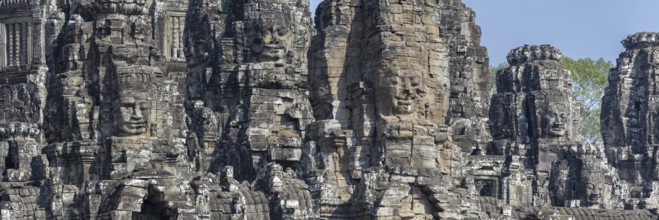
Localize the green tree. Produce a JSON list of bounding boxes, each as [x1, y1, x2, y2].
[[560, 57, 613, 144]]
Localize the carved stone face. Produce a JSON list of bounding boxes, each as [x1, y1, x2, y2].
[[585, 182, 602, 204], [185, 40, 208, 67], [543, 103, 567, 137], [378, 75, 424, 115], [247, 22, 289, 63], [62, 44, 80, 71], [580, 164, 605, 205], [131, 19, 149, 40], [114, 92, 150, 136]]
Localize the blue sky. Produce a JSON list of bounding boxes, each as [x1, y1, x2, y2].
[[309, 0, 659, 65]]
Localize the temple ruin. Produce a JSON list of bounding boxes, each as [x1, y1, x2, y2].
[[0, 0, 658, 219]]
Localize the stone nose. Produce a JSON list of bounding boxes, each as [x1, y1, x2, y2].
[[131, 106, 143, 119], [554, 113, 563, 124], [401, 88, 415, 98], [402, 86, 417, 99], [399, 78, 415, 97], [271, 36, 281, 45]]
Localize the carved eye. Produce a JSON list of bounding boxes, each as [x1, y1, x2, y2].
[[559, 113, 567, 118], [136, 100, 148, 108], [121, 103, 134, 108], [275, 26, 287, 36]]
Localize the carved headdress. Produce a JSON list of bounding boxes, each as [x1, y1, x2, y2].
[[110, 66, 159, 94]]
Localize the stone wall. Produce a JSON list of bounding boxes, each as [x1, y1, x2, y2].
[[0, 0, 657, 219]]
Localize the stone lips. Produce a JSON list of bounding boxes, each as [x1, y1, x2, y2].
[[507, 44, 563, 65]]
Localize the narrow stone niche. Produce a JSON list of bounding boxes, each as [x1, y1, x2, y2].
[[0, 18, 31, 68], [163, 12, 186, 61]]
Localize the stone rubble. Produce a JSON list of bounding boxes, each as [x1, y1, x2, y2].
[[0, 0, 658, 219]]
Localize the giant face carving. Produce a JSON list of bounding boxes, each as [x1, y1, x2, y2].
[[585, 182, 602, 204], [543, 103, 568, 137], [184, 40, 209, 68], [580, 162, 605, 206], [114, 91, 150, 136], [378, 74, 424, 116], [247, 21, 290, 63]]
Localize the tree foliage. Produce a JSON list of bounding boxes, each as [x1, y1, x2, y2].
[[560, 57, 613, 144]]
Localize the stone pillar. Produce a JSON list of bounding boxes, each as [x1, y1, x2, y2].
[[20, 22, 27, 65], [13, 23, 19, 66], [7, 23, 14, 66], [0, 23, 5, 67], [171, 16, 179, 59]]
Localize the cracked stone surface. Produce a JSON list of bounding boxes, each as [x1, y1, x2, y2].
[[0, 0, 658, 219]]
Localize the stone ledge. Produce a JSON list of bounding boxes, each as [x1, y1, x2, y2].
[[622, 32, 659, 50], [506, 44, 562, 65]]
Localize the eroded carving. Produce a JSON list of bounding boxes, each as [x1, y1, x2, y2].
[[0, 0, 657, 219], [113, 91, 150, 136]]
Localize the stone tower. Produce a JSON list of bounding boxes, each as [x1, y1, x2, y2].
[[490, 45, 618, 208], [601, 32, 659, 209], [182, 0, 315, 179], [304, 0, 491, 218], [182, 0, 318, 218]]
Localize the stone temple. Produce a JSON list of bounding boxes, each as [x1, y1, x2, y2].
[[0, 0, 658, 218]]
